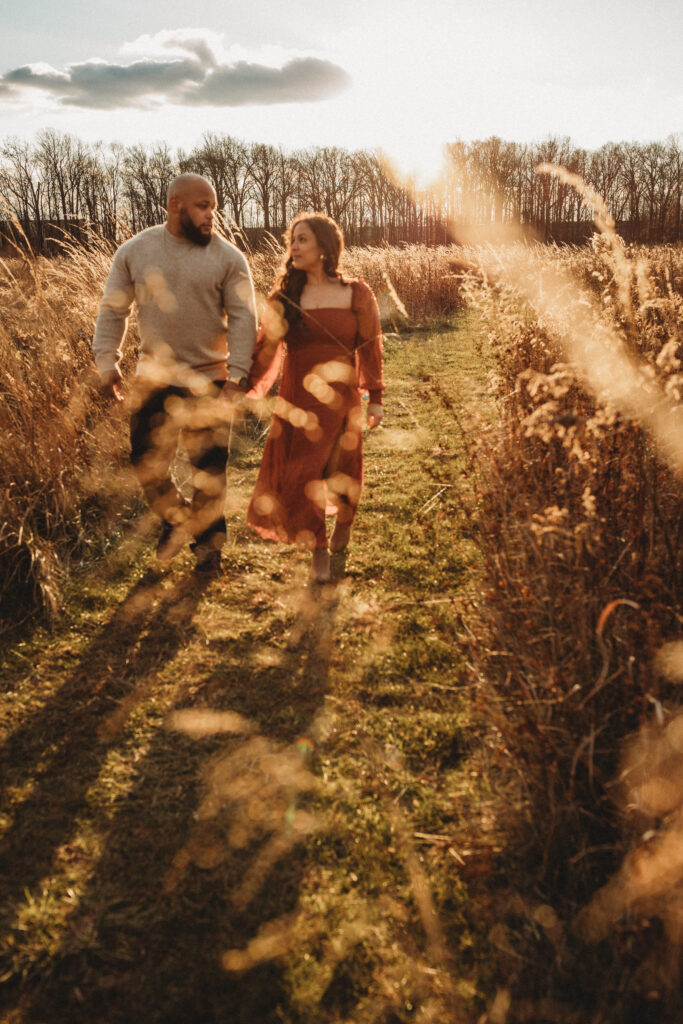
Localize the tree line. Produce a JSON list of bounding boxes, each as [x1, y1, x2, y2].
[[1, 128, 681, 251]]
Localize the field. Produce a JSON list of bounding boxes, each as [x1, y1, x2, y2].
[[1, 231, 683, 1023]]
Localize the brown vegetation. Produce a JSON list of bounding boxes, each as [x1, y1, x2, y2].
[[0, 235, 136, 625], [458, 234, 683, 1018]]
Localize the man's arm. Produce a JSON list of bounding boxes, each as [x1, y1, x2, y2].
[[93, 247, 135, 397], [221, 249, 258, 382]]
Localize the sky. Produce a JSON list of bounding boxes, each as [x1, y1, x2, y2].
[[0, 0, 681, 184]]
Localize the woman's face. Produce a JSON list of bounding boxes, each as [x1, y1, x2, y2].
[[289, 221, 325, 273]]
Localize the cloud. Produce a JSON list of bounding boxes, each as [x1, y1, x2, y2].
[[186, 58, 351, 107], [120, 28, 226, 65], [3, 58, 204, 109], [0, 31, 352, 110]]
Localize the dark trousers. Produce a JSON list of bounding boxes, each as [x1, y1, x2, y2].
[[130, 383, 229, 552]]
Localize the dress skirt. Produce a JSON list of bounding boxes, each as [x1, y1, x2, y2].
[[247, 280, 384, 550]]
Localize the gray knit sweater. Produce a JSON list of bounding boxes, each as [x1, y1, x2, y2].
[[93, 225, 258, 387]]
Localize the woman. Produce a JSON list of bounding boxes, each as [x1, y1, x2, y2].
[[246, 213, 385, 583]]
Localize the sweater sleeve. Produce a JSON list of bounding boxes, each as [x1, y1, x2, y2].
[[353, 280, 385, 404], [222, 249, 258, 379], [92, 247, 135, 375]]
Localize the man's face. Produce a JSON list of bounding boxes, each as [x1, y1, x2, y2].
[[178, 183, 217, 247]]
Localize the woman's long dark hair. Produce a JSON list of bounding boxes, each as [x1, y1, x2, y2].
[[275, 213, 350, 329]]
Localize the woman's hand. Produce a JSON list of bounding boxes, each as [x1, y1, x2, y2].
[[367, 403, 383, 429]]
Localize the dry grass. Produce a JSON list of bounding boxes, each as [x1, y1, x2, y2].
[[249, 238, 468, 323], [0, 233, 139, 625], [457, 224, 683, 1018]]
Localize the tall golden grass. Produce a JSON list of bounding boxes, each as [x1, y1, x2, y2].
[[459, 224, 683, 1012], [0, 234, 139, 624]]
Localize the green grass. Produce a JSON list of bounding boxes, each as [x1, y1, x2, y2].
[[0, 314, 500, 1024]]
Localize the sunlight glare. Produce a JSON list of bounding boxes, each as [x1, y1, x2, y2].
[[382, 135, 446, 191]]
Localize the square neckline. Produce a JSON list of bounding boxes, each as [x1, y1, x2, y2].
[[299, 279, 361, 314]]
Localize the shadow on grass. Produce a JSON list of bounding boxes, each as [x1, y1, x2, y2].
[[0, 566, 208, 896], [1, 568, 341, 1024]]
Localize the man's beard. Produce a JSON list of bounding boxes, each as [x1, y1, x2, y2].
[[180, 212, 212, 247]]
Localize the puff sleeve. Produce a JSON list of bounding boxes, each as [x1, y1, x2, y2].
[[352, 280, 385, 405], [246, 295, 287, 399]]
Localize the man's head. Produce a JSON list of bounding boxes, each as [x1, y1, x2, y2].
[[166, 174, 217, 247]]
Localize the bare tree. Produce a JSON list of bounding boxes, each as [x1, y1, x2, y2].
[[2, 129, 683, 249], [122, 143, 176, 231], [249, 142, 281, 234], [0, 138, 44, 248]]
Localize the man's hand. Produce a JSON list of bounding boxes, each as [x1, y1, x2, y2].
[[220, 378, 249, 404], [99, 368, 124, 402], [221, 380, 244, 399], [219, 379, 249, 425], [367, 402, 383, 429]]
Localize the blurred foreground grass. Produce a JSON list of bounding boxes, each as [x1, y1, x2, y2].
[[0, 316, 501, 1024]]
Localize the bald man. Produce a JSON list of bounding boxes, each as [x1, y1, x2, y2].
[[93, 173, 258, 574]]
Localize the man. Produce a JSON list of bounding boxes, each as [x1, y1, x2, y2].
[[93, 173, 258, 574]]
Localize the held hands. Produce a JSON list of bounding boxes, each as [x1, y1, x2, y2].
[[220, 378, 249, 423], [220, 378, 249, 404], [367, 403, 383, 429], [99, 368, 124, 402]]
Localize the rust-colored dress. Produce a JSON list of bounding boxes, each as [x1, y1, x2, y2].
[[246, 279, 385, 550]]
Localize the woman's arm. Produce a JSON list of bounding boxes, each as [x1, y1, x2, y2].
[[246, 297, 288, 398], [353, 281, 385, 417]]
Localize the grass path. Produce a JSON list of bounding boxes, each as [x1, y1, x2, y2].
[[0, 317, 499, 1024]]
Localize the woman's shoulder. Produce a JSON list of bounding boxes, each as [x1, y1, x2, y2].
[[349, 278, 375, 304], [264, 289, 291, 316], [350, 279, 380, 315]]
